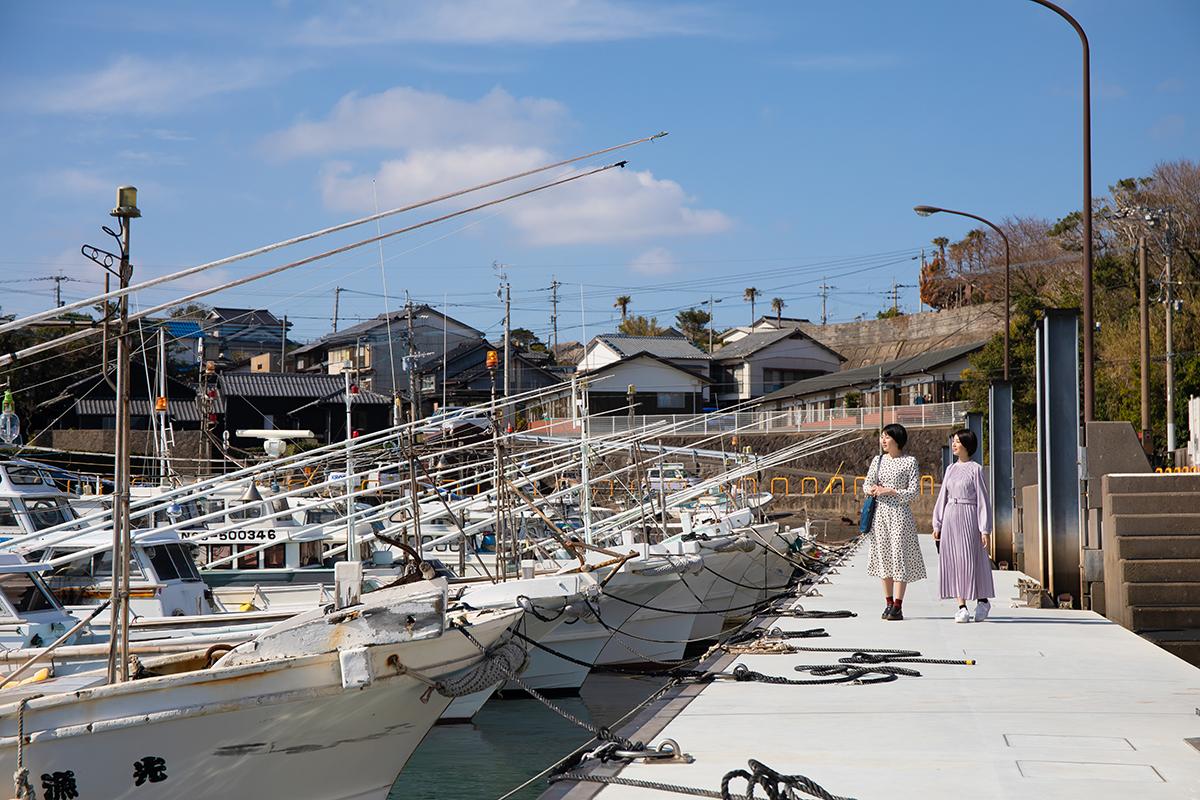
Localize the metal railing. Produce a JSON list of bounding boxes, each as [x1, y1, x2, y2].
[[536, 400, 971, 437]]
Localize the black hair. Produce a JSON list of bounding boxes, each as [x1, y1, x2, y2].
[[881, 423, 908, 450], [952, 428, 978, 457]]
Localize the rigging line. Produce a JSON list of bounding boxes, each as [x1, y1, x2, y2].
[[0, 160, 628, 368], [1, 132, 667, 335], [372, 180, 400, 404]]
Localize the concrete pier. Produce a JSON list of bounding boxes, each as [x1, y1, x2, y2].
[[542, 535, 1200, 799]]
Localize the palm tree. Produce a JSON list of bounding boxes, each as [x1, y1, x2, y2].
[[614, 295, 632, 321], [770, 297, 785, 325], [743, 287, 759, 325]]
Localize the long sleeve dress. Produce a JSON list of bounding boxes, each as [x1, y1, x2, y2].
[[932, 460, 995, 600], [865, 454, 926, 583]]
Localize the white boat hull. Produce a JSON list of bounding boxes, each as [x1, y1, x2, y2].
[[0, 594, 520, 800]]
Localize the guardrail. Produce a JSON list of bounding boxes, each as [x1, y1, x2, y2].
[[536, 401, 971, 437]]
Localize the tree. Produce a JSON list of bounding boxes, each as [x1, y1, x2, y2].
[[743, 287, 759, 324], [613, 295, 631, 321], [876, 307, 903, 319], [675, 308, 712, 349], [770, 297, 785, 324], [617, 315, 664, 336], [168, 302, 212, 319], [509, 327, 546, 352]]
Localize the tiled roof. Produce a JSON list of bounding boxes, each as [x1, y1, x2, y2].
[[208, 308, 284, 328], [595, 334, 709, 361], [217, 373, 391, 404], [760, 341, 987, 402], [713, 328, 845, 361], [75, 398, 217, 421]]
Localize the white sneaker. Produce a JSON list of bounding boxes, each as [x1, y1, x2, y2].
[[954, 606, 972, 623], [974, 601, 991, 622]]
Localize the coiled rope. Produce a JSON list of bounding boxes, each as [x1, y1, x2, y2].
[[550, 758, 855, 800], [12, 698, 33, 800], [436, 641, 528, 698]]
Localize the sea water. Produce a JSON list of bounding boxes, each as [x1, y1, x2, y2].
[[388, 674, 669, 799]]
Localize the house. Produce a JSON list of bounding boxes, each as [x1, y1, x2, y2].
[[38, 368, 211, 431], [758, 341, 987, 410], [718, 315, 811, 345], [200, 308, 291, 366], [575, 333, 713, 414], [578, 333, 710, 375], [418, 339, 564, 418], [216, 373, 392, 446], [290, 306, 482, 398], [710, 328, 844, 403]]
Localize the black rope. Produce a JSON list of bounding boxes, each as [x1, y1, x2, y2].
[[700, 562, 796, 592], [773, 607, 857, 619], [549, 758, 855, 800]]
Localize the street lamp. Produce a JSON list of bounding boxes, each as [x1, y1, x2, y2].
[[914, 205, 1011, 381], [707, 295, 723, 352], [1028, 0, 1094, 422]]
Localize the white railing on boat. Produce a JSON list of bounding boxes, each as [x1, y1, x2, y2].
[[533, 400, 971, 437]]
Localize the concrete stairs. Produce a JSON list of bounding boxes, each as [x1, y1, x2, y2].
[[1102, 473, 1200, 667]]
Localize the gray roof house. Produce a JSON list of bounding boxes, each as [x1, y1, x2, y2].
[[710, 328, 844, 403], [758, 341, 987, 410]]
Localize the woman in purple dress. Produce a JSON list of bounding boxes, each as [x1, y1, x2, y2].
[[931, 429, 995, 623]]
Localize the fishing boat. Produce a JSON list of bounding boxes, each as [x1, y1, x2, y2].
[[0, 579, 523, 800]]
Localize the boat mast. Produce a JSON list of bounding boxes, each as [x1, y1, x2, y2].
[[99, 186, 139, 683]]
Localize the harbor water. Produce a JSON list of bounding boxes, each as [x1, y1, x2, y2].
[[389, 674, 669, 799]]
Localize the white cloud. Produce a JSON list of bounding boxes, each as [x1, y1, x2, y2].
[[629, 247, 679, 276], [506, 167, 731, 246], [319, 145, 551, 211], [322, 155, 731, 246], [280, 84, 729, 246], [1150, 114, 1185, 141], [294, 0, 712, 46], [266, 86, 567, 158], [32, 55, 288, 115]]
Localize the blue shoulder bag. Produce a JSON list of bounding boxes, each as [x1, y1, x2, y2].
[[859, 455, 881, 535]]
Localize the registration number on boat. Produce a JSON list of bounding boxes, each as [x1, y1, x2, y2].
[[215, 530, 278, 541]]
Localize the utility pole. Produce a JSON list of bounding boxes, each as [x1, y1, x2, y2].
[[708, 294, 716, 352], [1164, 212, 1177, 453], [1139, 236, 1151, 455], [550, 278, 561, 358], [280, 315, 287, 372], [406, 298, 418, 423], [331, 286, 343, 333], [818, 278, 833, 325]]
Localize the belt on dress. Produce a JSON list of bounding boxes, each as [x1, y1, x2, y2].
[[948, 498, 976, 506]]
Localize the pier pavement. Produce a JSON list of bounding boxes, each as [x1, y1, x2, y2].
[[541, 535, 1200, 799]]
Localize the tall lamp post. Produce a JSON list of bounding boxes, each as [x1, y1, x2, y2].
[[914, 205, 1011, 381], [1028, 0, 1094, 422]]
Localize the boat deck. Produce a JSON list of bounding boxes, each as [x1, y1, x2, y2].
[[541, 535, 1200, 799]]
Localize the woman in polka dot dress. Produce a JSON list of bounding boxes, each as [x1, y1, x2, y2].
[[864, 423, 926, 620]]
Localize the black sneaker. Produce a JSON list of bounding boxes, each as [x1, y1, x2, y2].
[[881, 603, 893, 620], [885, 606, 904, 621]]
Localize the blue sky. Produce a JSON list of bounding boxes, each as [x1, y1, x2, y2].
[[1, 0, 1197, 345]]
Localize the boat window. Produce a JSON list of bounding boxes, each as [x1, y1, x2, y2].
[[206, 545, 233, 568], [271, 498, 290, 515], [92, 550, 146, 580], [229, 502, 263, 521], [0, 500, 17, 528], [24, 498, 76, 531], [263, 543, 286, 569], [305, 507, 338, 525], [0, 573, 57, 614], [144, 543, 201, 582], [145, 545, 181, 581], [169, 544, 202, 581], [237, 545, 259, 570], [299, 540, 322, 567], [4, 466, 51, 486]]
